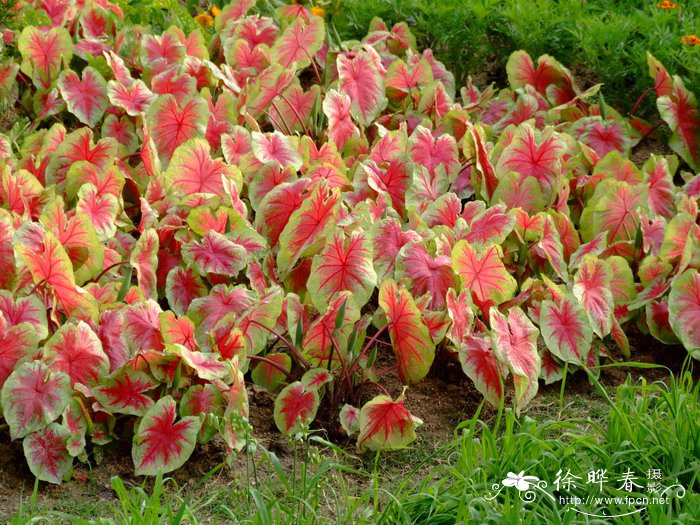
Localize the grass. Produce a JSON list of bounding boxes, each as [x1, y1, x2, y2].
[[8, 369, 698, 524], [332, 0, 700, 116]]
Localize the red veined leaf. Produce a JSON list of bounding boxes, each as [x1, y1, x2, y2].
[[643, 155, 676, 219], [657, 77, 700, 171], [273, 381, 320, 435], [445, 288, 474, 346], [23, 423, 72, 484], [160, 311, 197, 351], [1, 361, 71, 439], [130, 228, 159, 301], [18, 26, 72, 87], [43, 321, 109, 387], [301, 291, 360, 367], [0, 319, 39, 389], [165, 266, 207, 316], [146, 95, 209, 166], [490, 306, 541, 413], [132, 396, 202, 476], [539, 297, 592, 365], [123, 300, 164, 353], [339, 404, 360, 435], [568, 231, 607, 270], [646, 298, 679, 345], [372, 217, 422, 282], [378, 279, 435, 384], [464, 204, 516, 248], [307, 230, 376, 311], [647, 52, 673, 97], [323, 89, 360, 149], [76, 183, 119, 241], [572, 255, 614, 338], [533, 215, 568, 282], [47, 127, 117, 189], [365, 158, 412, 217], [539, 348, 565, 384], [385, 58, 433, 101], [458, 332, 505, 407], [270, 85, 318, 133], [97, 310, 129, 373], [495, 123, 566, 200], [62, 397, 88, 458], [337, 51, 387, 126], [0, 291, 48, 339], [668, 270, 700, 353], [451, 241, 517, 305], [180, 384, 224, 418], [300, 368, 332, 391], [251, 353, 291, 391], [270, 16, 324, 70], [182, 231, 248, 277], [464, 122, 498, 200], [277, 182, 341, 277], [397, 241, 458, 310], [658, 214, 699, 268], [608, 256, 636, 306], [57, 67, 108, 127], [506, 50, 574, 102], [15, 229, 97, 320], [93, 368, 158, 416], [356, 394, 421, 452], [251, 131, 302, 171], [580, 179, 646, 245], [107, 79, 156, 116], [255, 178, 311, 247], [237, 287, 284, 355], [492, 172, 545, 214], [168, 344, 227, 380], [165, 138, 242, 197], [187, 285, 254, 343], [0, 218, 16, 289], [573, 117, 631, 158]]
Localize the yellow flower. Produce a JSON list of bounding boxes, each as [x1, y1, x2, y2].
[[311, 5, 326, 16], [210, 5, 221, 17], [194, 13, 214, 27]]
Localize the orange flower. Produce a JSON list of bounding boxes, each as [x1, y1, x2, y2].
[[194, 13, 214, 27], [311, 5, 326, 16], [681, 34, 699, 45], [656, 1, 676, 8], [210, 5, 221, 17]]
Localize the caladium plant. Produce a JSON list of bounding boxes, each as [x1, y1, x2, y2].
[[0, 0, 698, 483]]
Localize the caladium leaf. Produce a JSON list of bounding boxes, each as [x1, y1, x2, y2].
[[165, 138, 241, 197], [356, 395, 421, 452], [93, 368, 157, 416], [168, 344, 228, 381], [458, 332, 505, 407], [506, 50, 573, 100], [130, 228, 159, 301], [15, 229, 97, 319], [0, 319, 39, 389], [182, 231, 248, 277], [166, 266, 208, 316], [76, 183, 119, 241], [668, 270, 700, 354], [337, 51, 387, 126], [302, 291, 359, 367], [451, 241, 517, 305], [277, 183, 341, 276], [43, 321, 109, 387], [539, 297, 592, 364], [307, 230, 376, 312], [490, 307, 541, 413], [273, 381, 320, 435], [18, 26, 73, 87], [132, 396, 201, 476], [57, 67, 108, 127], [271, 16, 324, 70], [323, 89, 360, 149], [339, 404, 360, 436], [107, 79, 155, 116], [251, 131, 303, 171], [2, 361, 71, 440], [180, 384, 224, 418], [23, 423, 72, 484], [646, 299, 678, 345], [398, 241, 458, 310], [0, 291, 48, 340], [251, 353, 291, 391], [300, 368, 332, 391], [580, 179, 646, 245], [572, 255, 614, 338], [657, 77, 700, 171], [146, 95, 208, 166], [62, 397, 88, 457], [378, 279, 435, 384]]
